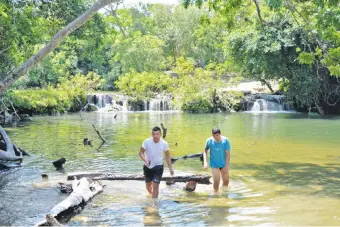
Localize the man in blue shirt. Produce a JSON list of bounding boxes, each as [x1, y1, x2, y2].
[[203, 127, 231, 193]]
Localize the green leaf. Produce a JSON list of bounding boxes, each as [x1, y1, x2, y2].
[[297, 52, 315, 66]]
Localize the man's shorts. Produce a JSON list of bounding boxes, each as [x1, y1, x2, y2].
[[143, 164, 164, 184]]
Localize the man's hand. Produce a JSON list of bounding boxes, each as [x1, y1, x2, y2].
[[144, 158, 150, 167], [203, 150, 208, 169], [170, 168, 174, 176], [203, 162, 208, 169]]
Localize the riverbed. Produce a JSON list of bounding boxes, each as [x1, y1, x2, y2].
[[1, 112, 340, 226]]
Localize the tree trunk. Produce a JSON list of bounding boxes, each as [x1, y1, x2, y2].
[[252, 0, 266, 25], [35, 177, 103, 226], [0, 0, 118, 94], [260, 79, 274, 93], [67, 173, 211, 184], [0, 126, 22, 163]]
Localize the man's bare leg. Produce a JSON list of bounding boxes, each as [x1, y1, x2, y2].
[[212, 168, 221, 193], [152, 182, 160, 198], [221, 166, 229, 187], [146, 182, 153, 195]]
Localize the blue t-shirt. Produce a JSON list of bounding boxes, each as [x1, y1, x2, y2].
[[205, 136, 231, 168]]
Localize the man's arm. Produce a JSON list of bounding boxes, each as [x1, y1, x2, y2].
[[226, 150, 230, 167], [225, 139, 231, 168], [139, 147, 149, 167], [164, 150, 174, 176], [203, 149, 208, 169]]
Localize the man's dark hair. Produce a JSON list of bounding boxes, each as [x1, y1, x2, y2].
[[212, 127, 221, 134], [152, 126, 161, 133]]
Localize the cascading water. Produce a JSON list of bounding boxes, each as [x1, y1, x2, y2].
[[244, 94, 294, 112], [86, 94, 172, 112], [149, 98, 171, 111]]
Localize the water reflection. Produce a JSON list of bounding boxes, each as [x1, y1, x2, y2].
[[143, 200, 162, 226]]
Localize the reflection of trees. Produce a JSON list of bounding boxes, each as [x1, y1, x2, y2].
[[233, 162, 340, 198]]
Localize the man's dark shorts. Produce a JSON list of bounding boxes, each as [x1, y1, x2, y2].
[[143, 164, 164, 184]]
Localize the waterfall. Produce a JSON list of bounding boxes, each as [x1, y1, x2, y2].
[[143, 100, 148, 111], [244, 94, 294, 112], [251, 99, 284, 112], [149, 98, 171, 111], [87, 94, 112, 109], [122, 100, 129, 112], [86, 94, 173, 112]]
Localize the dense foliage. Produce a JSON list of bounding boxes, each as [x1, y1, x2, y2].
[[10, 74, 101, 114], [1, 0, 339, 114]]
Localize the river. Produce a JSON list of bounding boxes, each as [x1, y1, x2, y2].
[[1, 112, 340, 226]]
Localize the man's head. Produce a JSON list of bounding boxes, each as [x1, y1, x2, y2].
[[212, 127, 221, 141], [152, 126, 162, 142]]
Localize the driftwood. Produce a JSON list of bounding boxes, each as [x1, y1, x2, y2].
[[13, 143, 30, 156], [59, 182, 72, 194], [92, 124, 106, 143], [35, 177, 103, 226], [160, 123, 167, 139], [46, 214, 62, 226], [0, 126, 23, 166], [171, 152, 203, 164], [67, 173, 211, 184]]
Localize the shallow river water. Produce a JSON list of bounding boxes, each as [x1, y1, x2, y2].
[[1, 112, 340, 226]]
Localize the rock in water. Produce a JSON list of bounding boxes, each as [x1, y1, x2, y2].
[[52, 158, 66, 169], [185, 180, 197, 192]]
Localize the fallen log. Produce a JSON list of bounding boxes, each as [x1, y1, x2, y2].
[[35, 177, 103, 226], [13, 144, 30, 156], [171, 152, 203, 164], [46, 214, 63, 226], [67, 173, 211, 184], [59, 182, 72, 194], [0, 126, 23, 164]]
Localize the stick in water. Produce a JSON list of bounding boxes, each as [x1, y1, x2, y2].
[[92, 124, 107, 143]]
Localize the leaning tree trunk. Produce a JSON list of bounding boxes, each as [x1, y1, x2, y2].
[[0, 0, 119, 94], [0, 126, 22, 162]]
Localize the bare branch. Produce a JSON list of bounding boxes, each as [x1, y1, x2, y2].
[[252, 0, 266, 25], [92, 124, 107, 143], [109, 2, 126, 37], [0, 47, 10, 56], [0, 0, 119, 94]]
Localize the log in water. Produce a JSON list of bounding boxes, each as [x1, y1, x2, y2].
[[35, 177, 103, 226], [67, 172, 211, 184]]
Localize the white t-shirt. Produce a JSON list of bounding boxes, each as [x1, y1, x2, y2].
[[142, 138, 169, 169]]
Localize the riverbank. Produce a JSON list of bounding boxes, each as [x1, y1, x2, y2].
[[2, 80, 295, 123]]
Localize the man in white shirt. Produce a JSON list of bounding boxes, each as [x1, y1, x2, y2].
[[139, 126, 174, 198]]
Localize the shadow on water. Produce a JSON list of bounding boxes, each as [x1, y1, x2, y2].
[[233, 162, 340, 198]]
